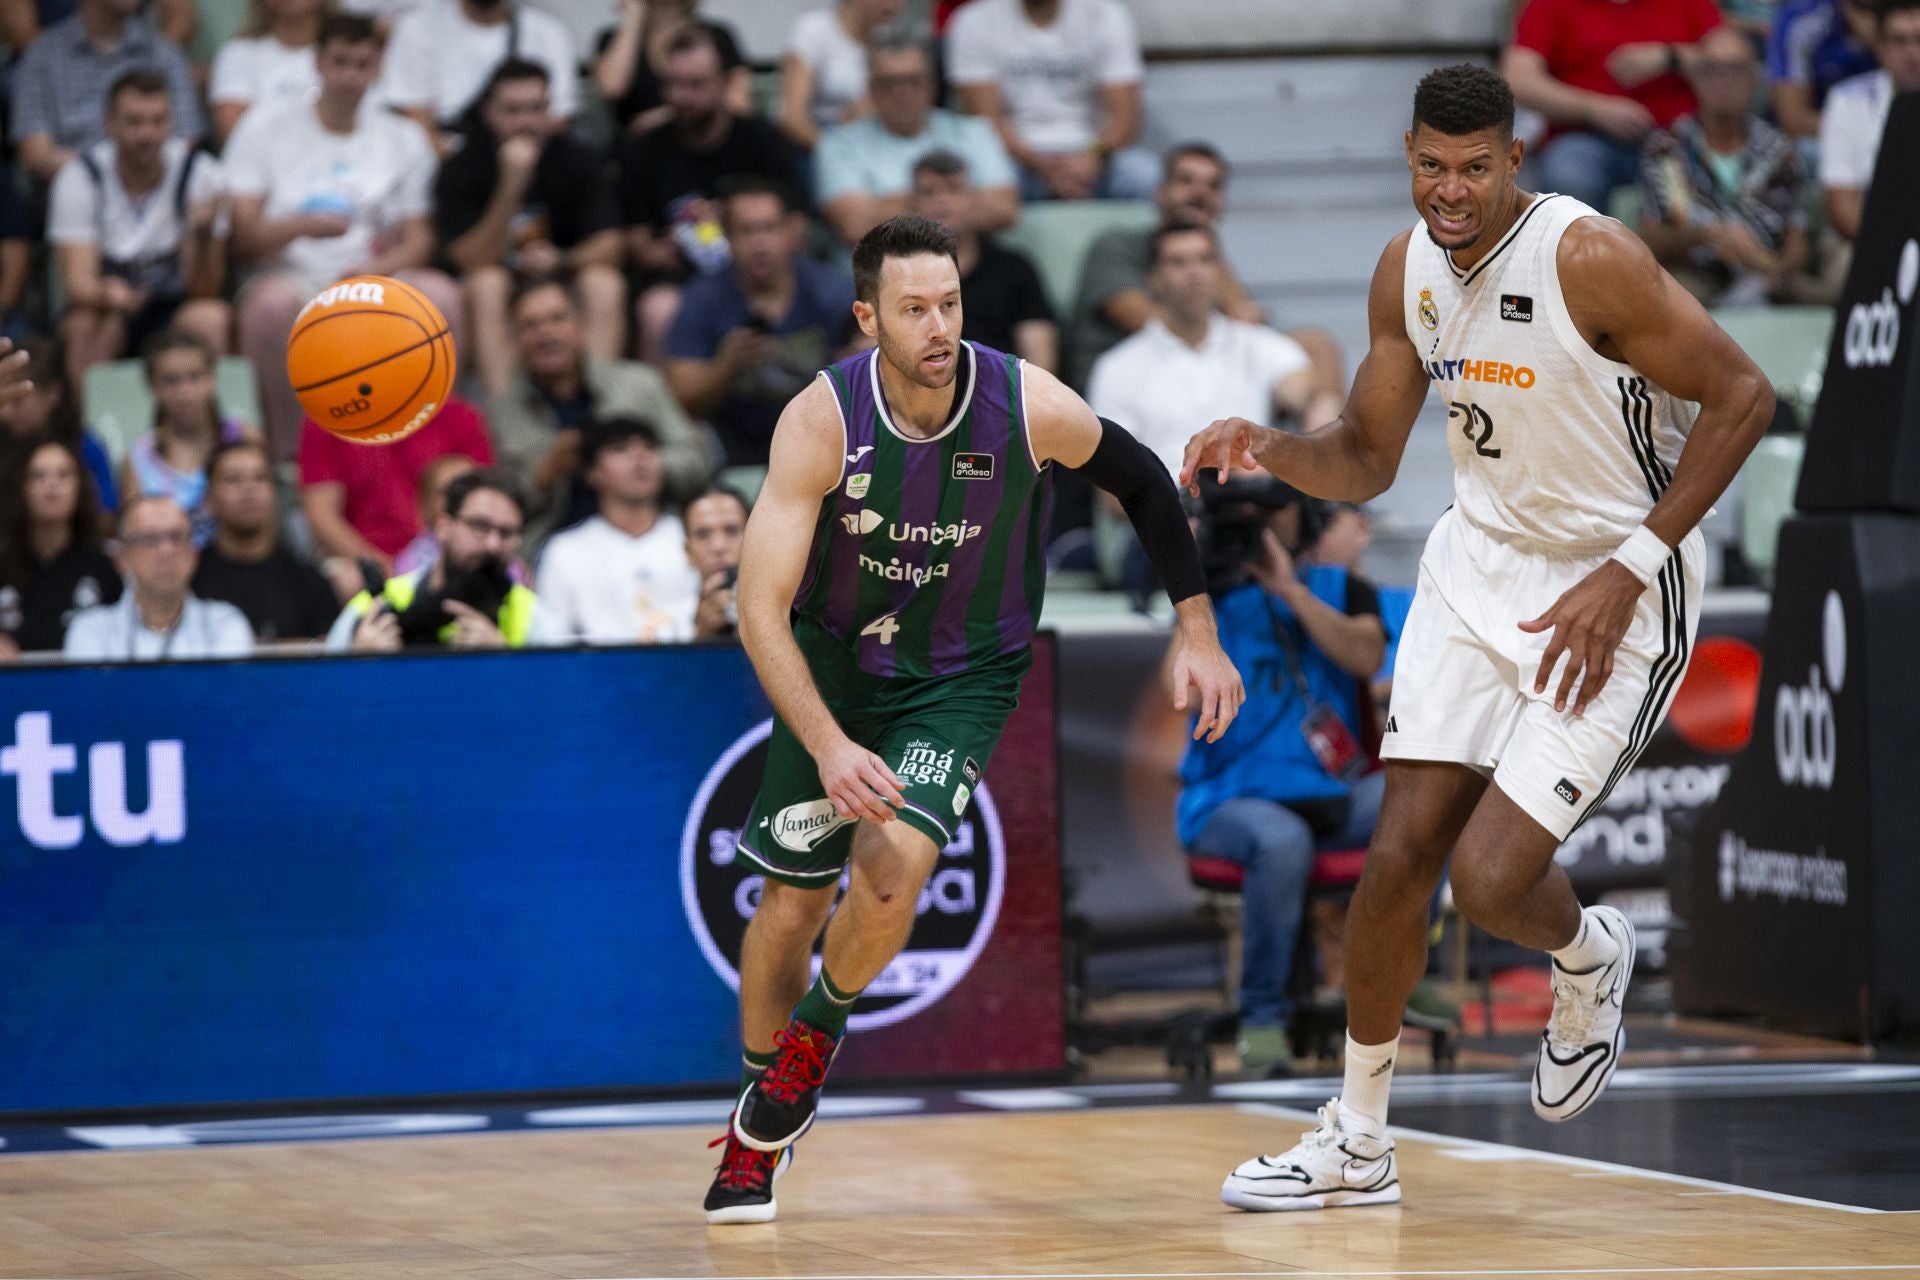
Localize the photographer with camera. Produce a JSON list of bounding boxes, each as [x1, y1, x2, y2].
[[328, 469, 559, 652], [1174, 476, 1387, 1075], [684, 483, 750, 641]]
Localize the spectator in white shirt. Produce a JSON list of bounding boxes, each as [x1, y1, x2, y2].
[[209, 0, 326, 145], [1819, 0, 1920, 241], [536, 415, 700, 644], [378, 0, 580, 153], [945, 0, 1156, 201], [776, 0, 905, 150], [225, 12, 459, 461], [1087, 224, 1333, 481], [48, 69, 229, 388], [64, 494, 254, 661], [336, 0, 427, 20]]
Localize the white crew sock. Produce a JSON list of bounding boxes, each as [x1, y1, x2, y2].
[[1338, 1032, 1399, 1138], [1550, 906, 1620, 974]]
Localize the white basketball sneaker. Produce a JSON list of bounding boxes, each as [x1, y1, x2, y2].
[[1532, 905, 1636, 1122], [1221, 1099, 1401, 1212]]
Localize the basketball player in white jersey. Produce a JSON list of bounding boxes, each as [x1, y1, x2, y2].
[[1182, 65, 1773, 1211]]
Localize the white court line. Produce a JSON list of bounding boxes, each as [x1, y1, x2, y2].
[[586, 1267, 1920, 1279], [1241, 1103, 1888, 1216]]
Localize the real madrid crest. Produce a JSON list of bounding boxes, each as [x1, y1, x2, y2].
[[1418, 287, 1439, 331]]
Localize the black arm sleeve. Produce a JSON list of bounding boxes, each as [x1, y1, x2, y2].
[[1072, 416, 1207, 605]]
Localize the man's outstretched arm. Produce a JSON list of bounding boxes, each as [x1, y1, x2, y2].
[[1180, 232, 1431, 502], [1518, 217, 1773, 715], [1024, 364, 1245, 743], [737, 378, 906, 823]]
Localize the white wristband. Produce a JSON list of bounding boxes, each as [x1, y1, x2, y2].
[[1608, 524, 1670, 586]]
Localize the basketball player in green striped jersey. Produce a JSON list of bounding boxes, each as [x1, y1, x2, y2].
[[703, 215, 1243, 1223]]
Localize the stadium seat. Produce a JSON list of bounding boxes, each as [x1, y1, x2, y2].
[[189, 0, 250, 70], [1739, 433, 1805, 585], [85, 357, 266, 466], [717, 464, 768, 504], [1709, 305, 1834, 425], [1606, 185, 1640, 228], [997, 199, 1159, 318]]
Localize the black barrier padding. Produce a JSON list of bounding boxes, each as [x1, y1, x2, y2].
[[1675, 514, 1920, 1038], [1798, 93, 1920, 513]]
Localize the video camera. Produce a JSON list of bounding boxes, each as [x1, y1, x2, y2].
[[1194, 473, 1325, 596]]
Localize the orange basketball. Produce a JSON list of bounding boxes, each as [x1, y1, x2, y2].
[[287, 275, 456, 445]]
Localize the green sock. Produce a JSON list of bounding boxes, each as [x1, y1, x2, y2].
[[740, 1047, 775, 1093], [792, 967, 860, 1038]]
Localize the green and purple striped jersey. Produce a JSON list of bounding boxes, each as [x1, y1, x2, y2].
[[793, 342, 1052, 678]]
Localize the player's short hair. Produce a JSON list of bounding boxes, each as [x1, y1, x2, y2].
[[1147, 220, 1218, 270], [107, 69, 170, 110], [867, 32, 933, 72], [581, 416, 661, 470], [717, 174, 798, 220], [510, 273, 578, 318], [1883, 0, 1920, 25], [140, 326, 216, 380], [482, 57, 550, 103], [207, 438, 271, 483], [666, 24, 724, 65], [317, 11, 382, 50], [911, 148, 970, 184], [1411, 64, 1516, 141], [117, 492, 191, 534], [852, 215, 959, 304], [1163, 141, 1229, 180], [444, 469, 527, 523], [686, 483, 752, 520]]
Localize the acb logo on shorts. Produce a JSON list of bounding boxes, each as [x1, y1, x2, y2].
[[679, 719, 1006, 1031]]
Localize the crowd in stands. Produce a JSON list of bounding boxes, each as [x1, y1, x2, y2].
[[0, 0, 1907, 663]]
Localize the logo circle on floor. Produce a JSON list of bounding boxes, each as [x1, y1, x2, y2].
[[679, 719, 1006, 1031]]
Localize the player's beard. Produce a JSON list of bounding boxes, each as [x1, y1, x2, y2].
[[876, 319, 959, 391]]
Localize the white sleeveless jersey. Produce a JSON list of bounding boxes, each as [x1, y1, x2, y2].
[[1402, 194, 1698, 553]]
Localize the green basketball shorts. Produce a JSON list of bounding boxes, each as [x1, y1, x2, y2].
[[736, 618, 1031, 887]]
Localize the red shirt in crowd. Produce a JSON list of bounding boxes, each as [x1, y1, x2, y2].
[[934, 0, 973, 33], [297, 397, 495, 558], [1513, 0, 1725, 131]]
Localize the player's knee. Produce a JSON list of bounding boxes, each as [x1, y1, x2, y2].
[[849, 832, 937, 914], [755, 877, 834, 935], [1447, 855, 1520, 932], [1358, 836, 1442, 907]]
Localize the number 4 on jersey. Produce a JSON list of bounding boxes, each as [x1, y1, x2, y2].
[[861, 613, 902, 646]]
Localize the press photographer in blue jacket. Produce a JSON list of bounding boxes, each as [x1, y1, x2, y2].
[[1174, 477, 1387, 1074]]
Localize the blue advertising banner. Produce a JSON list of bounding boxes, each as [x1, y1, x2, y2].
[[0, 641, 1063, 1113]]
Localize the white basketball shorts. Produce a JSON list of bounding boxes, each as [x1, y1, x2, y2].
[[1380, 508, 1704, 841]]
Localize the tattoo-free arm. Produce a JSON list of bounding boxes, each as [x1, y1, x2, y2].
[[1558, 216, 1773, 551], [736, 378, 906, 820], [1179, 233, 1429, 501]]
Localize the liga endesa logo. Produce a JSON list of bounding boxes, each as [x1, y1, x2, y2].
[[678, 720, 1006, 1031]]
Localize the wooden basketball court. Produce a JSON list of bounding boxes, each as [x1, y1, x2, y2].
[[3, 1103, 1915, 1279]]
